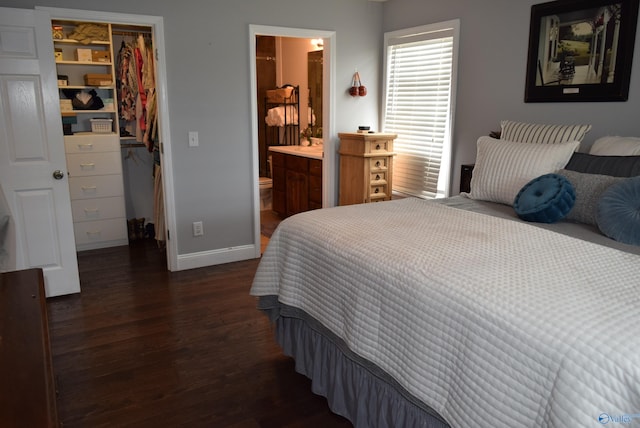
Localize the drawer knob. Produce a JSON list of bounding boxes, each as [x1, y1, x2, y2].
[[375, 174, 380, 180], [52, 170, 64, 180], [376, 144, 381, 150], [374, 188, 379, 193], [375, 161, 381, 167]]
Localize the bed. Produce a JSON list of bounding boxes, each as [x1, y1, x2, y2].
[[250, 122, 640, 428]]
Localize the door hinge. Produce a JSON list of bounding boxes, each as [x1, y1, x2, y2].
[[167, 229, 170, 240], [160, 142, 164, 154], [155, 48, 159, 61]]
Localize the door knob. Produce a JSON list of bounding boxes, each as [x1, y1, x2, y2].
[[53, 170, 64, 180]]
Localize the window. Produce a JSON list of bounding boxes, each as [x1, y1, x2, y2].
[[383, 20, 459, 199]]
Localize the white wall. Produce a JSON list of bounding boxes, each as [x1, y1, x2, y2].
[[0, 0, 384, 259], [382, 0, 640, 192], [7, 0, 635, 264]]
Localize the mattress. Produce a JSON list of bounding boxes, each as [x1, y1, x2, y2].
[[251, 197, 640, 427]]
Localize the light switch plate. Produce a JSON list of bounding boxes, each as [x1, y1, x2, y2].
[[188, 131, 199, 147]]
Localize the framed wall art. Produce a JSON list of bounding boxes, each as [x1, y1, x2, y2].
[[525, 0, 639, 102]]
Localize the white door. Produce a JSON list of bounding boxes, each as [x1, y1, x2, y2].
[[0, 7, 80, 296]]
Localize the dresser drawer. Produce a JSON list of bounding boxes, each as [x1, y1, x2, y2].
[[74, 218, 127, 246], [365, 138, 393, 154], [369, 157, 389, 171], [370, 171, 387, 185], [66, 152, 122, 177], [71, 196, 125, 222], [68, 175, 124, 200], [370, 184, 388, 200], [64, 134, 120, 154]]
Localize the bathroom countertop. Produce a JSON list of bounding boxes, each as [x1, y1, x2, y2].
[[269, 145, 323, 160]]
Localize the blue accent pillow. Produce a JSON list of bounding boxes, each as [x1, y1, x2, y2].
[[514, 173, 576, 223], [596, 176, 640, 246]]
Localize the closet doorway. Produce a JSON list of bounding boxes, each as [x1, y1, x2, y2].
[[249, 25, 336, 257], [39, 7, 177, 271]]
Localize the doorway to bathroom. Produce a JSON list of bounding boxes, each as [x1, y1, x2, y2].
[[249, 25, 336, 255]]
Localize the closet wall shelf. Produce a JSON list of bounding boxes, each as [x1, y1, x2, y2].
[[59, 85, 115, 90], [59, 108, 117, 115], [56, 60, 113, 66], [120, 143, 146, 149], [53, 38, 110, 45]]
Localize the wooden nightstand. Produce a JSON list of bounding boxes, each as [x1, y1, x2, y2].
[[338, 132, 397, 205]]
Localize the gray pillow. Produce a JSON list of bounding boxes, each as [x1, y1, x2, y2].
[[565, 152, 640, 177], [556, 169, 623, 225]]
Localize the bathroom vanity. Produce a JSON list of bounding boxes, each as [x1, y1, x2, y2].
[[269, 146, 323, 217]]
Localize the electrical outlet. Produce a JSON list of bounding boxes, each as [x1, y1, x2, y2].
[[188, 131, 199, 147], [192, 221, 203, 236]]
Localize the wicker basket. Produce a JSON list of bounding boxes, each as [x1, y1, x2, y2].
[[90, 118, 113, 133]]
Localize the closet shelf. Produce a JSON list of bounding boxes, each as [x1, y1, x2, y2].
[[60, 108, 117, 115], [59, 85, 115, 90], [56, 60, 113, 66], [53, 38, 110, 45]]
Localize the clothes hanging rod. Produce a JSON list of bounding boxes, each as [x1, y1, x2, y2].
[[112, 30, 152, 37]]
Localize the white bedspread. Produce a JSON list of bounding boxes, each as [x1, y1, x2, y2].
[[250, 198, 640, 428]]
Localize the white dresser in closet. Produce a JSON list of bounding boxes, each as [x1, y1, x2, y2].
[[65, 134, 128, 250]]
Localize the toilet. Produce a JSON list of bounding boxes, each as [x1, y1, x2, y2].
[[259, 176, 272, 211]]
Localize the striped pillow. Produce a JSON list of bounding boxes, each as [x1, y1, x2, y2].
[[468, 136, 580, 205], [500, 120, 591, 144]]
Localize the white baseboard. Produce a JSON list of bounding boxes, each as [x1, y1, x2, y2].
[[175, 244, 258, 271]]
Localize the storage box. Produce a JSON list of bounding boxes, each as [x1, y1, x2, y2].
[[52, 25, 64, 40], [102, 98, 114, 111], [54, 48, 63, 62], [59, 99, 73, 111], [75, 48, 92, 62], [266, 87, 294, 103], [84, 74, 113, 86], [90, 118, 113, 133], [91, 50, 111, 63], [57, 74, 68, 87]]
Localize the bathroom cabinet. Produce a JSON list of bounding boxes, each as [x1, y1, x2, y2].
[[271, 151, 322, 217], [338, 132, 397, 205]]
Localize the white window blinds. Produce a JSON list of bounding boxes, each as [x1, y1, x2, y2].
[[383, 21, 459, 199]]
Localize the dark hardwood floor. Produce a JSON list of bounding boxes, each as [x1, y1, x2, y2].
[[47, 239, 352, 427]]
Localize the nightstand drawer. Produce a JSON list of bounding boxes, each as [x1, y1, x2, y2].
[[365, 139, 393, 154], [370, 157, 389, 171], [370, 171, 387, 185], [370, 184, 387, 199]]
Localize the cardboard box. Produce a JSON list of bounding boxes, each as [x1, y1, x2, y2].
[[59, 99, 73, 111], [84, 74, 113, 86], [54, 48, 63, 62], [57, 74, 68, 86], [75, 48, 92, 62], [91, 50, 111, 63]]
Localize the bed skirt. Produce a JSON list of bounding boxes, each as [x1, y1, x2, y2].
[[259, 296, 449, 428]]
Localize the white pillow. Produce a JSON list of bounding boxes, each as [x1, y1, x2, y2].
[[589, 136, 640, 156], [468, 136, 580, 205], [500, 120, 591, 144]]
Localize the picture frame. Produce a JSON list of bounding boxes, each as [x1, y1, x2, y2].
[[525, 0, 639, 102]]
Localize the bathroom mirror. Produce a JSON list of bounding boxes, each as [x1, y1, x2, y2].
[[307, 50, 323, 132]]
